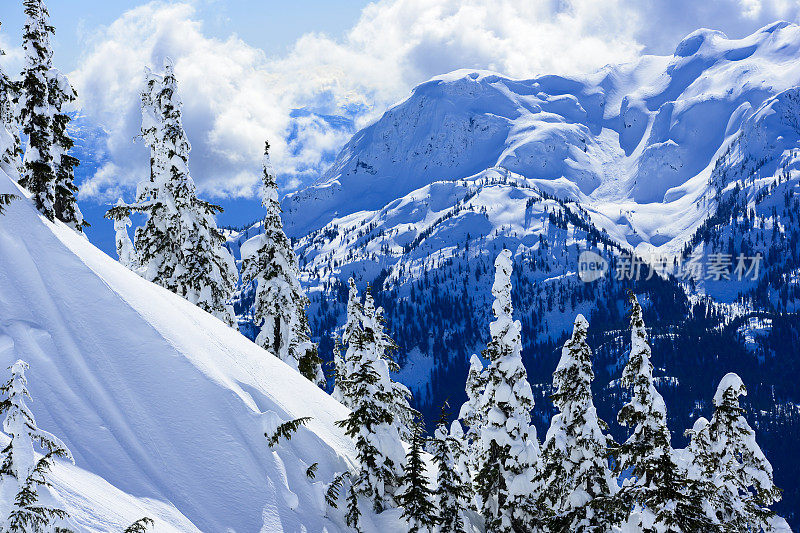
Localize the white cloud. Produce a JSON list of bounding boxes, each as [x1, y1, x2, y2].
[[70, 0, 800, 202]]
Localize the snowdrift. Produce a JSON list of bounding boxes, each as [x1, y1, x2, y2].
[[0, 169, 361, 531]]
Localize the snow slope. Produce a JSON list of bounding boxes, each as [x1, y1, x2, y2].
[[0, 169, 392, 531]]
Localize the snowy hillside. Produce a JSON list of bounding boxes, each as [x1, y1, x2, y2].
[[0, 168, 406, 532]]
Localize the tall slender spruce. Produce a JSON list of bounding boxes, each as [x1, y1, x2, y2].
[[0, 45, 21, 180], [398, 421, 436, 533], [475, 249, 541, 532], [19, 0, 56, 220], [538, 314, 617, 532], [335, 280, 408, 525], [431, 405, 471, 532], [106, 63, 237, 327], [48, 66, 83, 231], [241, 142, 323, 385], [616, 293, 713, 532]]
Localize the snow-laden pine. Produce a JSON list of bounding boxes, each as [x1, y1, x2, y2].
[[397, 422, 435, 533], [457, 353, 486, 475], [430, 408, 472, 533], [16, 0, 82, 230], [18, 0, 56, 222], [241, 142, 323, 385], [0, 360, 73, 531], [107, 62, 238, 328], [334, 280, 409, 528], [0, 48, 21, 182], [687, 373, 788, 532], [47, 60, 83, 231], [112, 198, 137, 271], [475, 249, 541, 532], [615, 293, 712, 532], [538, 314, 617, 531]]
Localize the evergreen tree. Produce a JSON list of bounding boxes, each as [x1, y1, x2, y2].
[[111, 198, 138, 270], [457, 353, 486, 471], [475, 249, 541, 532], [331, 336, 345, 401], [0, 360, 73, 531], [431, 405, 471, 533], [48, 67, 83, 231], [335, 280, 407, 522], [538, 314, 617, 532], [398, 421, 436, 533], [19, 0, 56, 220], [695, 373, 786, 531], [241, 142, 323, 384], [335, 279, 365, 409], [0, 44, 21, 181], [107, 63, 238, 327], [361, 289, 415, 441], [615, 293, 713, 531]]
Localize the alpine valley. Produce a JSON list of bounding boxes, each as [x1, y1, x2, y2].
[[225, 21, 800, 526]]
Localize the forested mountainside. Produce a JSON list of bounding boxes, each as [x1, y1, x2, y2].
[[229, 21, 800, 526]]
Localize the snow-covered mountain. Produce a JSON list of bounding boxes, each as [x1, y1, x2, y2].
[[0, 169, 411, 531], [225, 21, 800, 526], [283, 21, 800, 253]]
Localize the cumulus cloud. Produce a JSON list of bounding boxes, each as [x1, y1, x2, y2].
[[70, 0, 800, 202]]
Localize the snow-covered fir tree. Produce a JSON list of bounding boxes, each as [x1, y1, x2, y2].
[[0, 47, 21, 181], [538, 314, 617, 532], [475, 249, 541, 532], [107, 63, 238, 327], [112, 198, 138, 270], [361, 289, 415, 441], [431, 405, 471, 533], [458, 352, 486, 472], [615, 293, 713, 532], [331, 336, 345, 402], [691, 373, 786, 531], [398, 421, 436, 533], [335, 279, 407, 525], [241, 142, 323, 385], [48, 66, 83, 231], [18, 0, 56, 221], [0, 360, 73, 531], [334, 278, 363, 408]]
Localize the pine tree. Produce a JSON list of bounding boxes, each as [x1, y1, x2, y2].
[[241, 141, 323, 384], [361, 288, 415, 441], [335, 280, 407, 522], [0, 360, 73, 531], [331, 336, 345, 402], [457, 352, 486, 471], [335, 279, 365, 409], [615, 293, 712, 531], [538, 314, 617, 532], [475, 249, 541, 532], [108, 63, 238, 327], [398, 421, 436, 533], [695, 374, 786, 531], [0, 45, 22, 180], [111, 198, 138, 270], [19, 0, 56, 220], [48, 67, 83, 231], [431, 405, 471, 533]]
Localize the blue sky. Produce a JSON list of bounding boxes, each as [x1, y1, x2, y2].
[[2, 0, 799, 254]]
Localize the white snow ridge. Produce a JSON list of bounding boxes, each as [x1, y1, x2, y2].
[[0, 169, 392, 531]]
